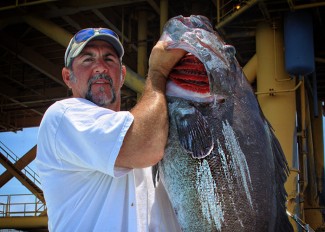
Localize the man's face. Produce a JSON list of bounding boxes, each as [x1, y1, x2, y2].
[[63, 40, 126, 111]]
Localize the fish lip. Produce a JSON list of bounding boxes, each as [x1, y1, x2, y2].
[[169, 74, 209, 93], [166, 80, 214, 102]]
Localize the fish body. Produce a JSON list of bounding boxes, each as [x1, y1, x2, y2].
[[156, 15, 293, 232]]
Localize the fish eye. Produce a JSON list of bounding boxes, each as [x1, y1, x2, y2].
[[224, 45, 236, 57], [218, 98, 226, 104]]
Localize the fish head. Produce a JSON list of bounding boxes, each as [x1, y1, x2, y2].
[[162, 15, 242, 100]]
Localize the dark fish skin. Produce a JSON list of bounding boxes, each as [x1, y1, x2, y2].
[[155, 15, 293, 232]]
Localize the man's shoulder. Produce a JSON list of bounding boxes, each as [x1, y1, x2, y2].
[[46, 98, 96, 114], [40, 98, 82, 124], [54, 97, 94, 108], [42, 97, 133, 126]]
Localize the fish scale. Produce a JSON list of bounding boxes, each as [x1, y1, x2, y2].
[[155, 15, 293, 232]]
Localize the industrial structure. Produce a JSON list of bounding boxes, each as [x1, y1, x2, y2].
[[0, 0, 324, 231]]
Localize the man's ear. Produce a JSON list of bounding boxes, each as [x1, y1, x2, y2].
[[62, 67, 72, 88], [120, 65, 126, 87]]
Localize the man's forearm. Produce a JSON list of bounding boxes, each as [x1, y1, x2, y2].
[[115, 41, 186, 169], [115, 74, 168, 169]]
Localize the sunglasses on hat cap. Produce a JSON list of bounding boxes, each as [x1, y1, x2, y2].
[[64, 28, 124, 67]]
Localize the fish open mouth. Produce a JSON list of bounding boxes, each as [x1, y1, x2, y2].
[[168, 54, 210, 94]]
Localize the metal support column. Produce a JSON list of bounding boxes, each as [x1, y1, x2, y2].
[[243, 54, 257, 83], [160, 0, 168, 34], [304, 100, 325, 229], [137, 10, 148, 77], [256, 22, 298, 231]]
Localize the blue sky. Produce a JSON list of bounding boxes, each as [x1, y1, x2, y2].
[[0, 127, 39, 195]]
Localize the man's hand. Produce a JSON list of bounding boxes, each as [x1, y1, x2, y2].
[[148, 41, 187, 79]]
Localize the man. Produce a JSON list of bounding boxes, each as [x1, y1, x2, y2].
[[36, 28, 185, 231]]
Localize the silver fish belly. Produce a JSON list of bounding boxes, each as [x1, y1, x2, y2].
[[156, 15, 293, 232]]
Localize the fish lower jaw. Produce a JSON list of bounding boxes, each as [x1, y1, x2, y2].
[[166, 81, 214, 102]]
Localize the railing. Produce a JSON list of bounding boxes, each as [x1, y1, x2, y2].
[[0, 141, 41, 188], [0, 141, 46, 217], [0, 194, 46, 217], [287, 210, 316, 232]]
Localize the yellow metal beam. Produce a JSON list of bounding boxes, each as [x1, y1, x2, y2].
[[22, 14, 146, 94], [0, 146, 36, 187], [243, 54, 257, 83], [0, 0, 57, 11], [137, 10, 148, 77], [0, 152, 45, 203], [256, 21, 298, 230], [124, 66, 145, 94], [160, 0, 169, 33], [294, 2, 325, 10], [304, 99, 324, 229], [0, 216, 48, 229], [146, 0, 160, 14], [22, 14, 71, 48], [0, 31, 65, 87], [215, 0, 259, 29], [63, 0, 145, 8]]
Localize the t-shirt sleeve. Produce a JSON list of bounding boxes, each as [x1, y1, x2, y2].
[[54, 101, 134, 177]]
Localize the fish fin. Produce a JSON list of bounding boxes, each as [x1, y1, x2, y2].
[[268, 122, 294, 232], [174, 106, 214, 159], [152, 164, 159, 188]]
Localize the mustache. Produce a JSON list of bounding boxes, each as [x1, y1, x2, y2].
[[85, 73, 116, 107], [88, 73, 113, 87]]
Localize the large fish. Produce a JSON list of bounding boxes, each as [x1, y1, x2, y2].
[[155, 15, 293, 232]]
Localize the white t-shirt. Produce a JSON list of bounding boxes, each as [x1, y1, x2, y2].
[[36, 98, 180, 232]]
